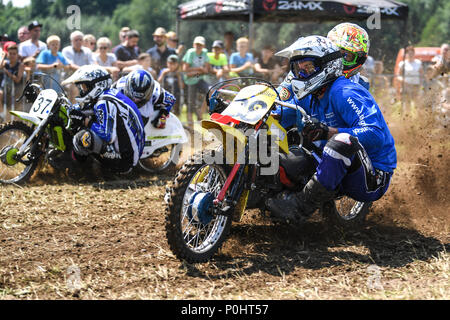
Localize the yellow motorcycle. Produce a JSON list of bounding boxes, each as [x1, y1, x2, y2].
[[165, 78, 371, 263]]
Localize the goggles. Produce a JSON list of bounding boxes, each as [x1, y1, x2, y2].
[[290, 51, 342, 81], [76, 82, 92, 98], [131, 93, 147, 107], [290, 57, 321, 80], [341, 50, 358, 66]]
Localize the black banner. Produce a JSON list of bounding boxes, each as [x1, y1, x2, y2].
[[178, 0, 408, 22]]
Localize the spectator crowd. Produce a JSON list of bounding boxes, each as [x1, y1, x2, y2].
[[0, 20, 448, 124]]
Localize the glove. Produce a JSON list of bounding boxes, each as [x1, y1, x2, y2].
[[302, 118, 329, 142], [151, 109, 169, 129], [68, 108, 86, 131]]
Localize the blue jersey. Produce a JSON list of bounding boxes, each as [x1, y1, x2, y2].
[[90, 88, 145, 166], [275, 76, 396, 173]]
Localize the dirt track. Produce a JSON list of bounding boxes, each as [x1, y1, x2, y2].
[[0, 108, 448, 300]]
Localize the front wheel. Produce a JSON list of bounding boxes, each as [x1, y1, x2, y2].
[[165, 150, 232, 263], [0, 121, 39, 184], [321, 197, 372, 229]]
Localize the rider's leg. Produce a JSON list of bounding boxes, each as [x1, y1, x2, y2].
[[266, 174, 336, 221], [266, 133, 361, 220], [317, 133, 392, 202]]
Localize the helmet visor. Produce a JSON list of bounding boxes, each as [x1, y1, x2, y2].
[[76, 82, 92, 98], [132, 96, 146, 107], [290, 57, 321, 81]]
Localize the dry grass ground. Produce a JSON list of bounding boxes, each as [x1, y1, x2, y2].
[[0, 106, 449, 300]]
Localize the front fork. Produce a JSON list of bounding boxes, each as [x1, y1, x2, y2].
[[212, 131, 261, 214], [213, 161, 254, 218], [16, 115, 53, 163], [213, 162, 242, 205]]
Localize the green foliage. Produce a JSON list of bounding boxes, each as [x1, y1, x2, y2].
[[36, 15, 115, 48], [110, 0, 178, 50], [418, 0, 450, 46], [35, 0, 128, 17], [0, 3, 29, 41]]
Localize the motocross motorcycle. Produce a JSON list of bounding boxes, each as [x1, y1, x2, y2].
[[165, 78, 372, 263], [0, 73, 78, 184], [0, 72, 189, 184]]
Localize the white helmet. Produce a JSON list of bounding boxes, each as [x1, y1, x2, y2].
[[62, 65, 112, 107], [276, 36, 343, 100]]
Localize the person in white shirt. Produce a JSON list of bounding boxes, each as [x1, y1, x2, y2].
[[62, 31, 95, 102], [62, 31, 95, 69], [398, 45, 423, 112], [93, 37, 120, 80], [18, 21, 47, 59]]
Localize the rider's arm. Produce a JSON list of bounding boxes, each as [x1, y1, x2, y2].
[[272, 75, 310, 129], [90, 100, 116, 144], [154, 86, 176, 113]]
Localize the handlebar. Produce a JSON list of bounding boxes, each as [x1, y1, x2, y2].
[[216, 88, 311, 121], [16, 72, 69, 103]]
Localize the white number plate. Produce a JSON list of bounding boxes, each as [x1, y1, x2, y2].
[[30, 89, 58, 119]]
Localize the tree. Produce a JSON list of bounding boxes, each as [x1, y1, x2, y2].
[[31, 0, 128, 17], [419, 0, 450, 46], [111, 0, 178, 50], [0, 3, 29, 42]]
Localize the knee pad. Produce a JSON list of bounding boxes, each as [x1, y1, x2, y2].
[[73, 129, 104, 156], [324, 133, 375, 175], [323, 133, 360, 167]]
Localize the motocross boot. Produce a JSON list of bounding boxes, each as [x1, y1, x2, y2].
[[266, 175, 336, 222], [47, 149, 76, 171]]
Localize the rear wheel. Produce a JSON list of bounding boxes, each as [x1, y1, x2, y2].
[[0, 121, 39, 184], [165, 150, 232, 263], [138, 143, 182, 173], [321, 197, 372, 229]]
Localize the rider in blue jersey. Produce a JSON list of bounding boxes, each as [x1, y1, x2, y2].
[[62, 65, 145, 173], [266, 36, 397, 222], [275, 23, 372, 128], [114, 69, 175, 129]]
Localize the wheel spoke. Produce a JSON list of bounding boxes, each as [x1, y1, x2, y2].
[[0, 126, 33, 183], [179, 163, 228, 253]]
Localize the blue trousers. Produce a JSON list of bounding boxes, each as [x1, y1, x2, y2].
[[316, 151, 392, 202]]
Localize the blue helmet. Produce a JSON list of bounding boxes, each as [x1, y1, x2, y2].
[[124, 69, 154, 107]]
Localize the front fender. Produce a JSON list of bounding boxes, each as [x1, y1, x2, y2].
[[9, 111, 42, 126], [201, 119, 247, 164]]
